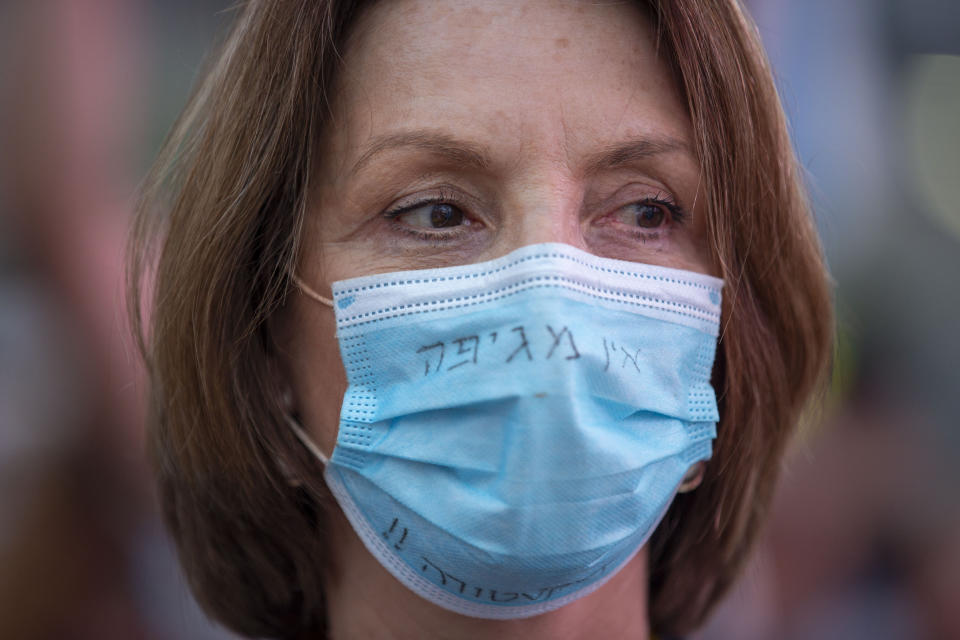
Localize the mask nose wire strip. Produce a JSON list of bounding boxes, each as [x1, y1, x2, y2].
[[284, 412, 330, 466], [290, 271, 334, 308]]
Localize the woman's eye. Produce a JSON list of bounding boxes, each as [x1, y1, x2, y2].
[[395, 202, 468, 229], [611, 199, 684, 231], [634, 203, 665, 228]]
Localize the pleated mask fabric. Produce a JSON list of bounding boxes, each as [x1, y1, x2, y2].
[[291, 243, 723, 619]]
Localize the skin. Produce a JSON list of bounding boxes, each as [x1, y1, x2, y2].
[[278, 1, 714, 638]]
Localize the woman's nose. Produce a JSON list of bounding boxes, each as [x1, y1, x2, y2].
[[498, 176, 588, 253]]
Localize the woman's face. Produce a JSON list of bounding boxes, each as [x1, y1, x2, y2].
[[284, 0, 712, 455]]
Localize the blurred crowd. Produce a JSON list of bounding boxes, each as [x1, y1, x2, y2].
[[0, 1, 957, 638]]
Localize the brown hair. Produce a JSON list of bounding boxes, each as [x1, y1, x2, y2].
[[129, 0, 833, 637]]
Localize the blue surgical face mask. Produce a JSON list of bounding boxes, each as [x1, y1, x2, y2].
[[287, 242, 722, 619]]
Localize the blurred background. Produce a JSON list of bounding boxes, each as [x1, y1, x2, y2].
[[0, 1, 956, 638]]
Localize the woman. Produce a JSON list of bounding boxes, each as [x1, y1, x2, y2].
[[129, 1, 832, 638]]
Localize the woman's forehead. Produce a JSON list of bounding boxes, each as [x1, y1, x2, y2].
[[326, 0, 692, 178]]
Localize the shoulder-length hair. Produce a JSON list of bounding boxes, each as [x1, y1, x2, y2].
[[128, 0, 833, 636]]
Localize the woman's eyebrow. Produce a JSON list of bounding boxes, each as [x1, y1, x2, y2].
[[347, 130, 490, 178], [346, 130, 689, 178], [583, 136, 691, 175]]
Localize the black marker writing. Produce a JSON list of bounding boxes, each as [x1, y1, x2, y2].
[[447, 335, 480, 370], [602, 338, 613, 372], [417, 342, 445, 376], [545, 325, 580, 360], [620, 346, 642, 372], [419, 555, 612, 603], [382, 517, 409, 551], [421, 556, 467, 594], [506, 326, 533, 363]]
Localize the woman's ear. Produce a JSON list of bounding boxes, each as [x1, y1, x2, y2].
[[280, 383, 296, 413], [276, 455, 304, 488], [677, 461, 706, 493], [272, 366, 306, 486]]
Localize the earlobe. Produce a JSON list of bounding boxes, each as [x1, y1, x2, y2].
[[280, 384, 296, 413], [276, 453, 304, 488], [677, 461, 706, 493], [276, 383, 307, 487]]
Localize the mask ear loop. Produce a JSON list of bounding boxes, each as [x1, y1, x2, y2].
[[284, 412, 330, 467], [283, 270, 333, 467], [290, 271, 334, 308]]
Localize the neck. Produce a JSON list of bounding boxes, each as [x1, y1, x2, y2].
[[319, 509, 651, 640]]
